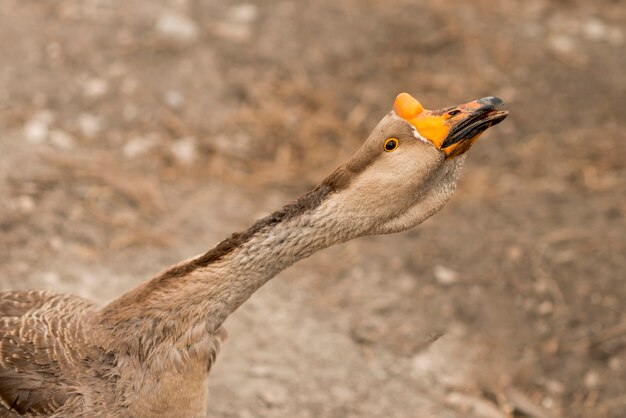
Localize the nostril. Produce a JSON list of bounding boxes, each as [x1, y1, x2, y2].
[[448, 110, 461, 116]]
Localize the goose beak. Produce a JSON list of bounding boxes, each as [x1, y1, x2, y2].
[[393, 93, 509, 158]]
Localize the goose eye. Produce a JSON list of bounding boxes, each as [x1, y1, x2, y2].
[[384, 137, 399, 152]]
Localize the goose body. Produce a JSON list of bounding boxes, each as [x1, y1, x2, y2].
[[0, 93, 507, 417]]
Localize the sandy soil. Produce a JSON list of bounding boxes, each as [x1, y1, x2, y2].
[[1, 0, 625, 417]]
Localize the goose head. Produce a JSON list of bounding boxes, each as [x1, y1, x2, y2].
[[327, 92, 508, 235]]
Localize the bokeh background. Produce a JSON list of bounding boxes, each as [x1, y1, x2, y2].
[[1, 0, 625, 417]]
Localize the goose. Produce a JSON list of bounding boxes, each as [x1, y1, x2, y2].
[[0, 92, 508, 417]]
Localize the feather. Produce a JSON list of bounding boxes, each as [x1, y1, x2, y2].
[[0, 291, 94, 416]]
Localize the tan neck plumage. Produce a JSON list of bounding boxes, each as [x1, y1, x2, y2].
[[98, 186, 363, 358]]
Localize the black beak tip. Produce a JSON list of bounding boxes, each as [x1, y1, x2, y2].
[[477, 96, 504, 108]]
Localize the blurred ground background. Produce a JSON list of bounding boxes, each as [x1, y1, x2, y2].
[[1, 0, 625, 417]]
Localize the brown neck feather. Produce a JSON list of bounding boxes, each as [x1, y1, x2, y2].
[[97, 166, 357, 358]]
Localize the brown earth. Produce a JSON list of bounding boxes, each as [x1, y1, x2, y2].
[[1, 0, 625, 417]]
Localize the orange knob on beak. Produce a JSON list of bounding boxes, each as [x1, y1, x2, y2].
[[393, 93, 508, 158]]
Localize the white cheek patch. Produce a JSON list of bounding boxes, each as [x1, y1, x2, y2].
[[391, 111, 430, 145]]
